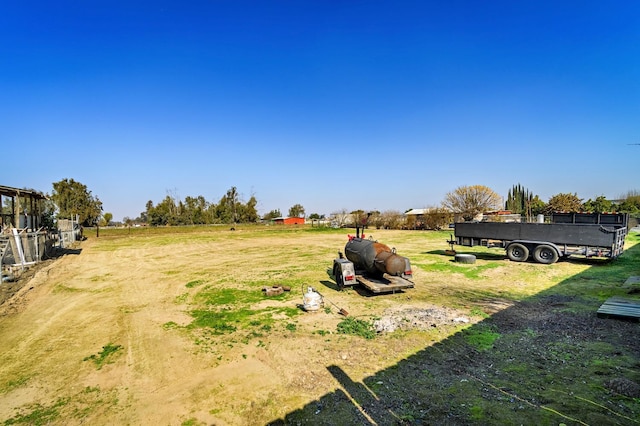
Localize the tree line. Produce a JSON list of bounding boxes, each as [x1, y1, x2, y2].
[[46, 178, 640, 229], [403, 185, 640, 230], [130, 190, 310, 227], [504, 185, 640, 217], [432, 184, 640, 229], [136, 187, 259, 226]]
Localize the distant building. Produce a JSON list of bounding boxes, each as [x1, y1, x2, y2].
[[482, 210, 521, 222], [404, 208, 428, 229], [405, 207, 466, 229], [274, 217, 305, 225]]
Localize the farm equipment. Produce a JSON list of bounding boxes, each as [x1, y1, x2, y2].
[[332, 227, 414, 293], [448, 212, 629, 264]]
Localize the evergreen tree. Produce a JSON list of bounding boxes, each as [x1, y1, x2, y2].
[[288, 204, 305, 218], [51, 178, 103, 226], [143, 186, 260, 226], [263, 209, 282, 220], [505, 184, 545, 220], [583, 196, 613, 213], [617, 190, 640, 214]]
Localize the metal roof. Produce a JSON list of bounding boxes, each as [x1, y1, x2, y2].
[[405, 208, 429, 215], [0, 185, 48, 199]]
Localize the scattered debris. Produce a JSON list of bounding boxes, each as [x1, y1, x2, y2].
[[262, 285, 291, 297], [373, 306, 472, 333], [605, 377, 640, 398], [322, 294, 348, 316], [597, 296, 640, 321]]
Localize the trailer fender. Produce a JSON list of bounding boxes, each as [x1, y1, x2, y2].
[[333, 259, 357, 289]]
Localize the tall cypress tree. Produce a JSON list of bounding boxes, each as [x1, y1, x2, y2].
[[506, 184, 540, 219]]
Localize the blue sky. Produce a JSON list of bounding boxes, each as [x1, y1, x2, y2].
[[2, 1, 639, 221]]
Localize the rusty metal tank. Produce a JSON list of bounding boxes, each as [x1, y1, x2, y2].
[[344, 237, 407, 277]]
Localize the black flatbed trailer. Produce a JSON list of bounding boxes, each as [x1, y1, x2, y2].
[[449, 213, 628, 264]]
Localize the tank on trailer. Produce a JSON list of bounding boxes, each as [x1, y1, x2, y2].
[[332, 227, 414, 293], [344, 237, 407, 277]]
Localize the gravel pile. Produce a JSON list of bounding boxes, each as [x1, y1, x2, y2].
[[373, 306, 470, 333]]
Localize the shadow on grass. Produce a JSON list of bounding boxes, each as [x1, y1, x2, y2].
[[319, 279, 342, 293], [269, 235, 640, 425], [428, 248, 628, 265], [426, 249, 506, 261]]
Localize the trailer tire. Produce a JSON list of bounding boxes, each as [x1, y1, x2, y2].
[[533, 245, 559, 264], [507, 243, 529, 262], [455, 254, 476, 264]]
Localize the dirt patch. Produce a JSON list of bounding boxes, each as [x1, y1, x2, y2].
[[373, 304, 474, 332], [0, 259, 56, 316], [0, 245, 81, 315]]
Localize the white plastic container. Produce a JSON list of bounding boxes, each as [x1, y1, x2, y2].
[[302, 287, 323, 312]]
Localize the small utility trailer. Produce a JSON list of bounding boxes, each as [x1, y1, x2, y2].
[[333, 228, 414, 293], [448, 213, 629, 264], [333, 256, 415, 293]]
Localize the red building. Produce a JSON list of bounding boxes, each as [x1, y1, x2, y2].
[[274, 217, 305, 225]]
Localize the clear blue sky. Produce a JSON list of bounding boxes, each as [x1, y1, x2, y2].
[[2, 1, 639, 221]]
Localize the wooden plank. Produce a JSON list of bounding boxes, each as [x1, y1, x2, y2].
[[625, 276, 640, 284], [356, 274, 414, 294], [11, 228, 26, 267], [606, 296, 640, 304], [597, 297, 640, 321], [598, 306, 640, 314]]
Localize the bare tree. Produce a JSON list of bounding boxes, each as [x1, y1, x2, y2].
[[423, 207, 453, 230], [442, 185, 502, 221], [351, 210, 368, 227], [379, 210, 405, 229], [331, 209, 351, 228], [369, 211, 383, 228]]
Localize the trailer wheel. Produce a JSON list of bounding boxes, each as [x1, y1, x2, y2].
[[507, 243, 529, 262], [533, 245, 559, 264], [333, 264, 345, 290]]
